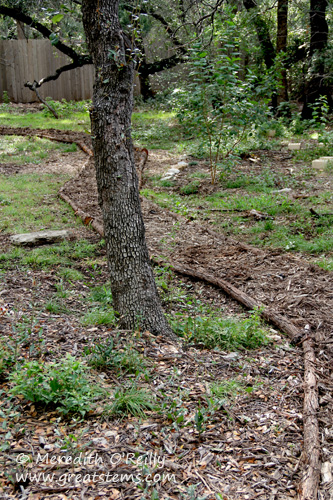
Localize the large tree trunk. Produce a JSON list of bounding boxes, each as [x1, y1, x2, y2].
[[81, 0, 175, 339], [276, 0, 289, 106], [301, 0, 331, 119]]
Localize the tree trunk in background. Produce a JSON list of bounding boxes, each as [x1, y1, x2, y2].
[[302, 0, 332, 119], [242, 0, 277, 108], [136, 39, 155, 101], [242, 0, 276, 70], [81, 0, 175, 339], [16, 20, 25, 39], [276, 0, 289, 106]]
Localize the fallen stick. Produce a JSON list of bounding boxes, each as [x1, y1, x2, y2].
[[59, 187, 104, 238], [298, 333, 321, 500]]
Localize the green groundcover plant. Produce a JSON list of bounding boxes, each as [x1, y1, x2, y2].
[[9, 354, 102, 416]]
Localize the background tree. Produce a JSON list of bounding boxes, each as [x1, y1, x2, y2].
[[301, 0, 332, 118], [276, 0, 288, 106]]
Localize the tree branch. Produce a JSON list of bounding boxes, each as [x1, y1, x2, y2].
[[0, 6, 87, 62]]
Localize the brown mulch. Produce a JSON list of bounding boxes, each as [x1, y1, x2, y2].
[[0, 127, 332, 499]]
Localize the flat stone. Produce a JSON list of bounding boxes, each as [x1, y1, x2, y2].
[[161, 175, 174, 181], [288, 143, 301, 150], [311, 159, 329, 176], [168, 168, 180, 174], [272, 187, 292, 193], [177, 161, 188, 168], [312, 159, 328, 169], [319, 156, 333, 161], [221, 352, 239, 361], [10, 230, 71, 246]]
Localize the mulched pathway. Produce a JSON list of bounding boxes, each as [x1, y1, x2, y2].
[[0, 127, 332, 499]]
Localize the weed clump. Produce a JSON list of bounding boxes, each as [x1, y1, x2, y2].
[[9, 354, 102, 416]]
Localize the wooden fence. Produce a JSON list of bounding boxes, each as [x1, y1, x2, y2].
[[0, 39, 95, 103], [0, 39, 140, 103]]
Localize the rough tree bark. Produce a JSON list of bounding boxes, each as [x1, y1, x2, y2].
[[81, 0, 175, 339]]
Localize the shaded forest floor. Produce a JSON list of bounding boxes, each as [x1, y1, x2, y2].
[[0, 126, 332, 499]]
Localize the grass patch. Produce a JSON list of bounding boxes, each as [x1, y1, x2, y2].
[[180, 180, 200, 195], [0, 240, 101, 272], [45, 299, 70, 315], [105, 384, 156, 418], [210, 380, 246, 401], [88, 285, 113, 305], [58, 267, 85, 282], [0, 136, 77, 165], [131, 110, 183, 150], [0, 172, 82, 234], [81, 308, 116, 326], [0, 102, 90, 132], [315, 257, 333, 271]]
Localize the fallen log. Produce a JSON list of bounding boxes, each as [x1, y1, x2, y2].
[[298, 333, 321, 500]]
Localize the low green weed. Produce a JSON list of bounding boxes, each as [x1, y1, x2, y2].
[[81, 308, 116, 326], [0, 342, 17, 378], [58, 267, 84, 282], [172, 308, 269, 350], [84, 337, 145, 375], [88, 285, 113, 305], [9, 354, 101, 416], [45, 299, 69, 315], [315, 257, 333, 271], [210, 379, 245, 401], [181, 180, 200, 195]]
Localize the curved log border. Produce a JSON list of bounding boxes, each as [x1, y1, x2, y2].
[[1, 125, 321, 499]]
